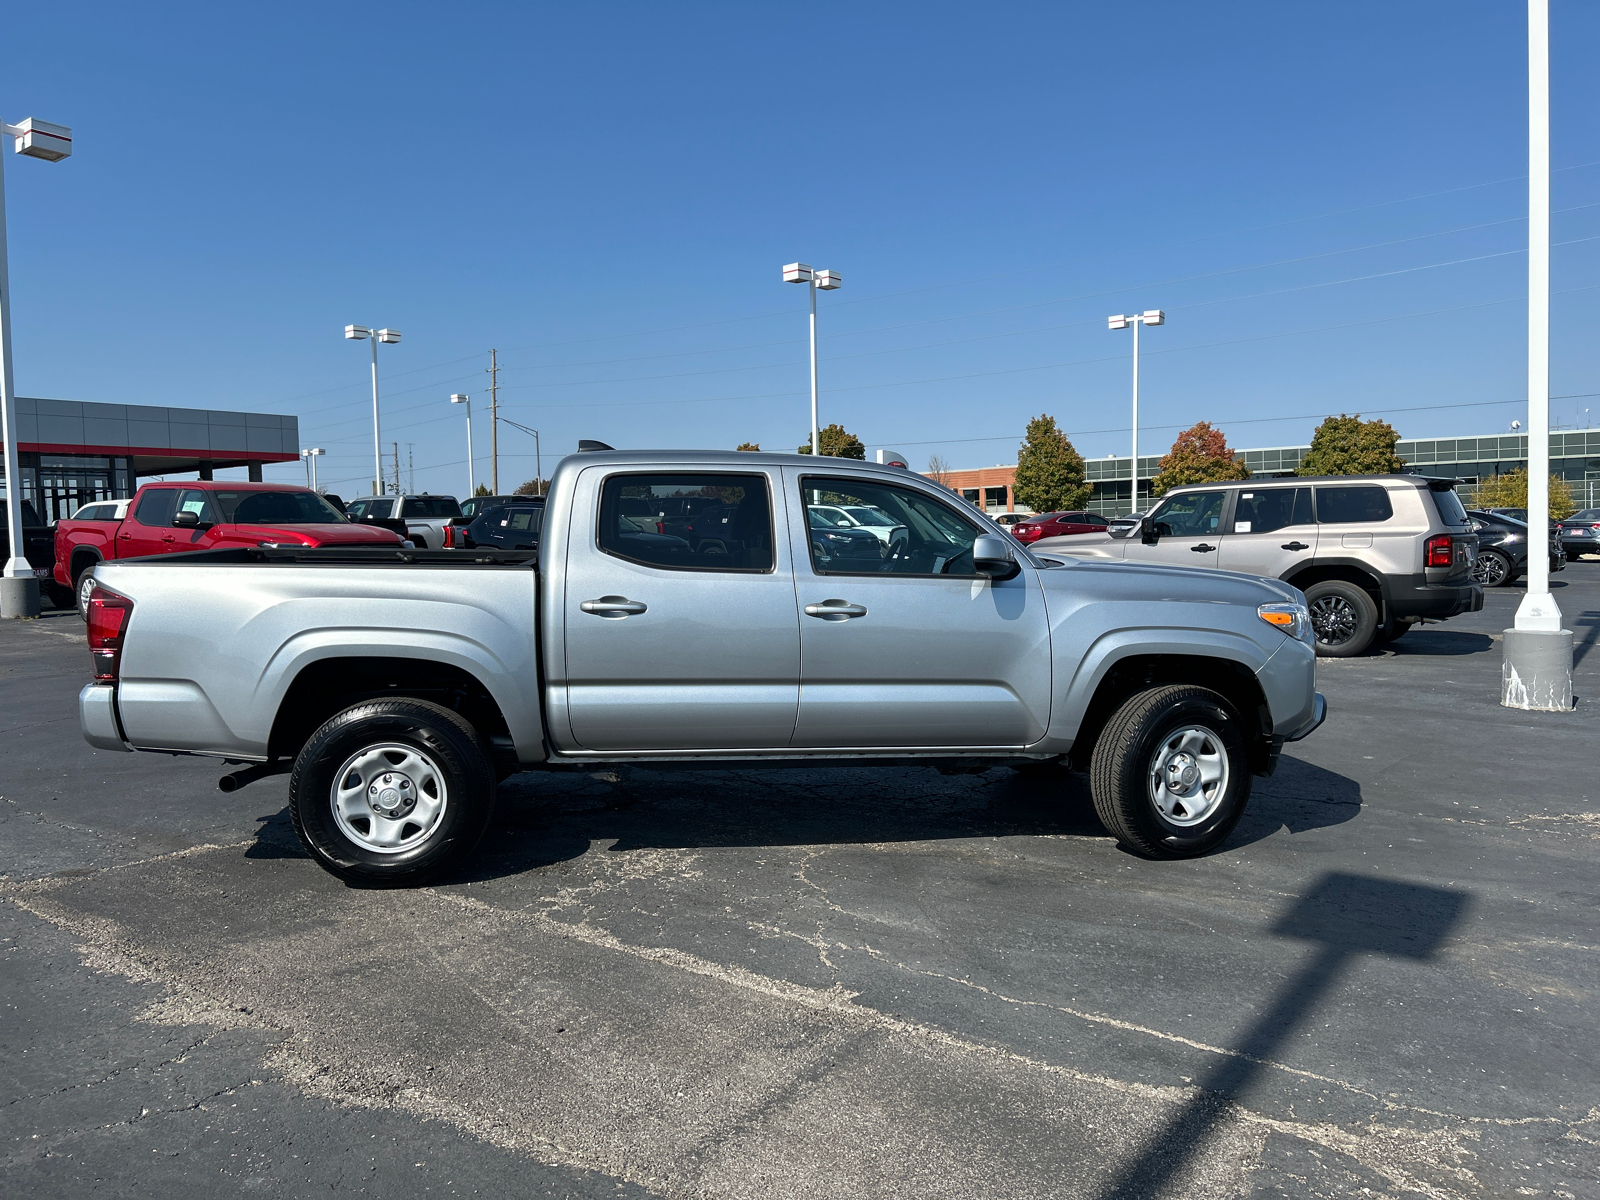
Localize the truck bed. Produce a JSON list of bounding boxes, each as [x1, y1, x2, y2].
[[127, 545, 539, 568]]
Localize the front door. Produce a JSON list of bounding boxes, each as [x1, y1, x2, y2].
[[1218, 485, 1317, 578], [1124, 489, 1229, 569], [787, 470, 1052, 749], [560, 467, 800, 751]]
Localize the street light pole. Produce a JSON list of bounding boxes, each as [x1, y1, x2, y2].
[[1108, 310, 1165, 513], [784, 264, 842, 455], [344, 325, 402, 495], [301, 447, 324, 492], [451, 395, 475, 495], [1503, 0, 1572, 710], [0, 117, 73, 620]]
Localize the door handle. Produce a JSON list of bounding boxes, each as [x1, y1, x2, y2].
[[1190, 544, 1216, 553], [1281, 541, 1311, 551], [804, 600, 868, 619], [117, 532, 132, 540], [580, 596, 647, 617], [162, 534, 176, 543]]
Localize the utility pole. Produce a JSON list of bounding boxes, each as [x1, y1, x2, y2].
[[392, 442, 401, 496], [488, 348, 500, 494], [407, 443, 414, 493]]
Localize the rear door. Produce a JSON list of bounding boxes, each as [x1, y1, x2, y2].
[[1122, 489, 1229, 569], [559, 466, 801, 751], [1218, 486, 1317, 578], [117, 487, 181, 558], [787, 469, 1052, 749]]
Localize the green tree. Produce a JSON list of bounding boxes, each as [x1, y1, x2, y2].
[[796, 423, 866, 458], [1295, 414, 1406, 476], [514, 477, 547, 496], [735, 441, 761, 452], [1150, 421, 1251, 496], [473, 483, 491, 497], [1472, 467, 1576, 520], [1011, 414, 1089, 513]]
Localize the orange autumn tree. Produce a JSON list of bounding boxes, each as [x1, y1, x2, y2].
[[1150, 421, 1251, 496]]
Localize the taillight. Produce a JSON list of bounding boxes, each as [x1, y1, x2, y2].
[[442, 524, 456, 547], [656, 522, 665, 534], [1425, 534, 1454, 569], [87, 584, 133, 682]]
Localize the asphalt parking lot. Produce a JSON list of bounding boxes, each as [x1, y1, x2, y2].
[[3, 567, 1598, 1199]]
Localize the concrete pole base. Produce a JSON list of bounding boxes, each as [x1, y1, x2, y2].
[[1501, 627, 1575, 711], [0, 576, 41, 620]]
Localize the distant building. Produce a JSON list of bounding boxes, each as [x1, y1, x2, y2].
[[2, 396, 300, 522], [930, 430, 1600, 516]]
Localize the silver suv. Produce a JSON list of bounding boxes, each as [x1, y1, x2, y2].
[[1036, 474, 1482, 656], [344, 494, 462, 549]]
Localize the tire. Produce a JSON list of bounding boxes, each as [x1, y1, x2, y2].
[[1304, 580, 1379, 657], [1089, 685, 1252, 859], [44, 582, 75, 610], [75, 568, 99, 620], [288, 697, 497, 887], [1470, 549, 1513, 587], [1568, 550, 1584, 563]]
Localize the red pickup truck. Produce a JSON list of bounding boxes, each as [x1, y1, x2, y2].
[[55, 481, 404, 616]]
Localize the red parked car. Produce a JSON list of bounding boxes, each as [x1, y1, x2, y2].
[[55, 482, 405, 617], [1008, 510, 1111, 544]]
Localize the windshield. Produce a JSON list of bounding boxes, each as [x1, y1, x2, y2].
[[207, 490, 348, 524], [841, 505, 896, 526]]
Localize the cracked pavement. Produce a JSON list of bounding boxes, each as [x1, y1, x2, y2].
[[2, 567, 1598, 1198]]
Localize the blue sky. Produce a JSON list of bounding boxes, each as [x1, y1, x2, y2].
[[5, 2, 1598, 496]]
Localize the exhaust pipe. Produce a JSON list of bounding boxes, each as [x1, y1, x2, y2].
[[218, 762, 289, 793]]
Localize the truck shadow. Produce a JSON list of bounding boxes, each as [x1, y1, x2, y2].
[[412, 754, 1362, 885]]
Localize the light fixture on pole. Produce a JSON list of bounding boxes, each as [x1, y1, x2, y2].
[[1107, 310, 1164, 513], [1, 117, 73, 620], [783, 263, 842, 455], [344, 325, 402, 496], [300, 447, 325, 492], [497, 415, 542, 492], [450, 394, 474, 496], [1502, 0, 1572, 710]]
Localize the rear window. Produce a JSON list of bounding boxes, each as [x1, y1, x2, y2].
[[1315, 486, 1393, 525], [401, 497, 461, 520], [1429, 487, 1469, 527]]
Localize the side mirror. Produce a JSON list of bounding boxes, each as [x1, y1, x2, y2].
[[972, 534, 1020, 580], [1140, 516, 1159, 545], [172, 510, 201, 529]]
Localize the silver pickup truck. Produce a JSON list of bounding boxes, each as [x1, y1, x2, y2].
[[78, 449, 1325, 885]]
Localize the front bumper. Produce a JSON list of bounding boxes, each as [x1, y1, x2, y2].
[[1285, 693, 1327, 741], [79, 683, 132, 752]]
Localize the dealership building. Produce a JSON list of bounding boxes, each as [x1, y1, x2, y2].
[[937, 429, 1600, 517], [2, 396, 301, 523]]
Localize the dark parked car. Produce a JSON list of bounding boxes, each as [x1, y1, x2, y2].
[[1009, 510, 1111, 544], [1557, 508, 1600, 560], [444, 500, 545, 550], [1, 498, 65, 606], [458, 494, 523, 520], [1465, 510, 1563, 587], [805, 505, 883, 564]]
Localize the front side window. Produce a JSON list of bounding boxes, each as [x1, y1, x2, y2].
[[1149, 490, 1226, 538], [1232, 487, 1311, 535], [802, 477, 984, 576], [1316, 486, 1393, 525], [505, 508, 542, 533], [598, 473, 773, 572], [175, 488, 217, 522]]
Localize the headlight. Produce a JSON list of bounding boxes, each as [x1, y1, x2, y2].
[[1258, 601, 1311, 642]]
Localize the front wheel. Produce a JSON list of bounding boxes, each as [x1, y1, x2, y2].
[[1089, 685, 1252, 859], [289, 698, 496, 887]]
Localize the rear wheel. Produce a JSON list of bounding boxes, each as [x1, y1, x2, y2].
[[75, 569, 98, 620], [289, 698, 496, 887], [1304, 580, 1379, 657], [1471, 549, 1513, 587], [1089, 685, 1251, 859]]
